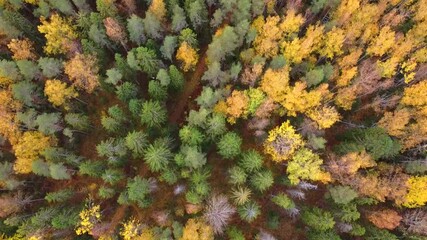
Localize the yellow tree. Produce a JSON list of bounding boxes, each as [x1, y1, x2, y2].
[[7, 38, 37, 60], [378, 109, 411, 137], [319, 27, 345, 59], [76, 204, 102, 235], [281, 82, 328, 116], [335, 86, 358, 110], [13, 131, 52, 174], [401, 80, 427, 108], [327, 151, 376, 177], [225, 90, 249, 123], [306, 105, 341, 129], [176, 42, 198, 72], [282, 24, 324, 64], [264, 121, 304, 162], [333, 0, 360, 24], [287, 148, 331, 185], [402, 176, 427, 208], [148, 0, 166, 22], [180, 218, 214, 240], [0, 89, 22, 145], [64, 54, 100, 93], [366, 26, 395, 56], [260, 67, 290, 104], [38, 13, 77, 55], [253, 16, 283, 58], [336, 67, 358, 87], [120, 218, 155, 240], [44, 79, 78, 108], [279, 9, 304, 39]]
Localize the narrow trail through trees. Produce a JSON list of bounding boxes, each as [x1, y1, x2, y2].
[[169, 47, 208, 124]]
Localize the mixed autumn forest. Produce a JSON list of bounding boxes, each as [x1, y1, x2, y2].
[[0, 0, 426, 239]]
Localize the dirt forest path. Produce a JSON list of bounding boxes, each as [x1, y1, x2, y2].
[[168, 47, 208, 124]]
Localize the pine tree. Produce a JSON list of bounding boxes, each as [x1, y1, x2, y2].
[[127, 14, 146, 45], [64, 113, 90, 131], [228, 166, 247, 185], [250, 169, 274, 192], [143, 12, 163, 40], [217, 132, 242, 159], [49, 163, 71, 180], [125, 131, 148, 157], [38, 57, 63, 78], [127, 176, 152, 208], [140, 100, 167, 128], [102, 168, 124, 184], [35, 113, 63, 135], [116, 82, 138, 102], [127, 46, 161, 76], [301, 207, 335, 231], [171, 5, 188, 33], [143, 139, 173, 172], [238, 201, 260, 222], [160, 35, 178, 61], [179, 125, 204, 146], [79, 160, 105, 177]]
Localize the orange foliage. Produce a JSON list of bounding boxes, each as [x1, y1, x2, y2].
[[368, 209, 402, 230], [7, 38, 37, 60], [64, 53, 100, 93]]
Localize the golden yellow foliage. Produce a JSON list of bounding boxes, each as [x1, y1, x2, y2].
[[281, 38, 303, 64], [225, 90, 249, 123], [44, 79, 78, 108], [401, 80, 427, 108], [253, 16, 283, 58], [260, 67, 290, 103], [148, 0, 166, 22], [319, 27, 345, 59], [251, 16, 265, 33], [264, 121, 304, 162], [279, 10, 304, 39], [367, 26, 395, 56], [402, 176, 427, 208], [282, 24, 324, 64], [378, 109, 411, 137], [336, 67, 358, 87], [180, 218, 214, 240], [338, 48, 363, 68], [213, 100, 228, 116], [64, 53, 100, 93], [328, 151, 376, 176], [13, 131, 52, 174], [76, 204, 101, 235], [306, 106, 341, 129], [281, 82, 325, 116], [120, 218, 154, 240], [335, 86, 357, 110], [176, 42, 199, 72], [38, 14, 77, 55], [287, 148, 331, 184], [334, 0, 360, 24], [401, 60, 417, 84], [7, 38, 37, 60], [0, 89, 22, 145]]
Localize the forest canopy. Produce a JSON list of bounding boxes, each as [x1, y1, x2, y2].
[[0, 0, 426, 239]]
